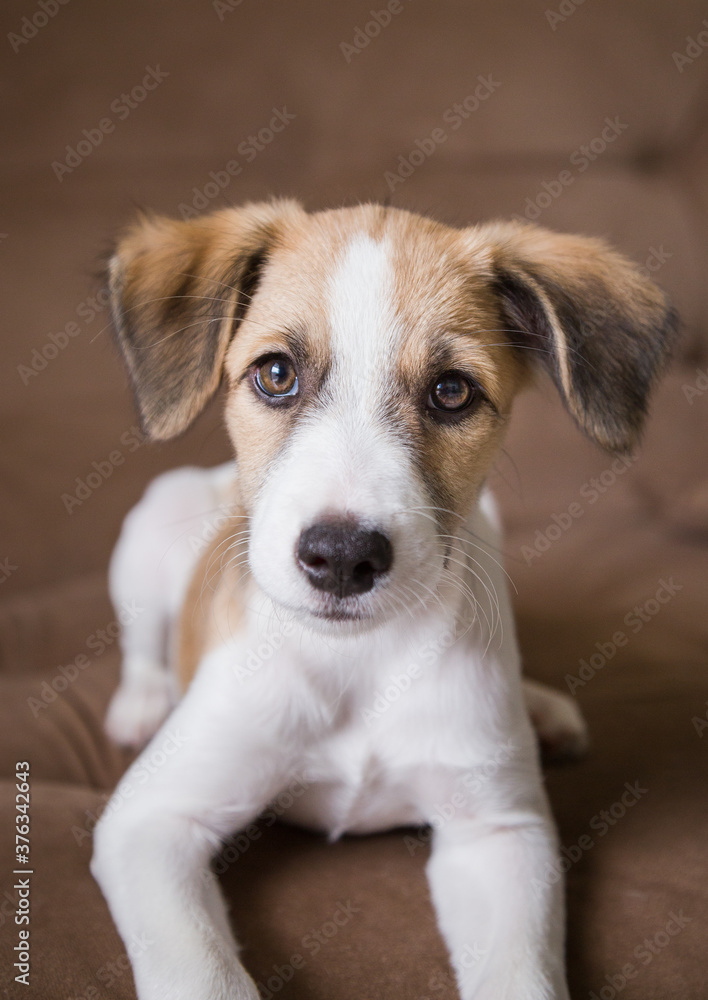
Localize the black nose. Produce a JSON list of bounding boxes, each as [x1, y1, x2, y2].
[[297, 520, 393, 597]]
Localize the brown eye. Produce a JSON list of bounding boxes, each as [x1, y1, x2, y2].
[[427, 372, 477, 413], [255, 356, 298, 398]]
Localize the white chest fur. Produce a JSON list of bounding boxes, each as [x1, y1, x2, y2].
[[233, 598, 526, 840]]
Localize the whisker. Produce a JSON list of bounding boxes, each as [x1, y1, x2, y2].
[[437, 535, 517, 595], [443, 553, 502, 644], [400, 505, 513, 566], [463, 330, 596, 373], [89, 287, 272, 344], [152, 507, 245, 572]]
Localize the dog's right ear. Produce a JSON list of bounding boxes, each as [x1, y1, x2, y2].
[[108, 200, 304, 440]]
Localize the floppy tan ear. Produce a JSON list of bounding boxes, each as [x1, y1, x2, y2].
[[108, 199, 304, 440], [475, 222, 680, 453]]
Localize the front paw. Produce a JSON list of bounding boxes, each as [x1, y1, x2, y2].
[[105, 670, 175, 748], [134, 963, 262, 1000], [526, 682, 590, 762]]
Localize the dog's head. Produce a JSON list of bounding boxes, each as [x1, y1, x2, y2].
[[109, 201, 678, 630]]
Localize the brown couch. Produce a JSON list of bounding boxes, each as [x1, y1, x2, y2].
[[2, 1, 707, 997]]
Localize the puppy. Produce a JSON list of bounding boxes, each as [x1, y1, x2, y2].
[[92, 201, 677, 1000]]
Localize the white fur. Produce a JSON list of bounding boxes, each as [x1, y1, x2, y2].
[[106, 462, 234, 747], [248, 237, 440, 629], [94, 236, 587, 1000]]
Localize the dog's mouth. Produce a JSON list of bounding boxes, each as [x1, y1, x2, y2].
[[275, 588, 384, 632], [309, 605, 374, 623]]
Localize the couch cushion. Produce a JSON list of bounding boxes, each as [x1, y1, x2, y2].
[[0, 579, 128, 788], [1, 774, 706, 1000], [0, 782, 136, 1000]]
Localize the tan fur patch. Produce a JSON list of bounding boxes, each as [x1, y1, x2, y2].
[[177, 500, 251, 691], [109, 200, 306, 440]]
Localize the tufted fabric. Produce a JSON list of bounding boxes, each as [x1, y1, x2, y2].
[[1, 1, 707, 997]]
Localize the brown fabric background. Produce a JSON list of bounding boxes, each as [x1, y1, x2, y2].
[[1, 1, 707, 997]]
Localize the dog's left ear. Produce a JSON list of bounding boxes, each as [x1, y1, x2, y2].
[[476, 222, 680, 452]]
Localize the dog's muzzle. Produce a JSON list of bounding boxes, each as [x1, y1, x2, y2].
[[296, 519, 393, 598]]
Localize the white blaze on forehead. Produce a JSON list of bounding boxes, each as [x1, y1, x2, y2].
[[248, 230, 441, 613], [327, 234, 400, 410]]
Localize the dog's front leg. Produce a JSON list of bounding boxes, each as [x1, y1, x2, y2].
[[91, 646, 314, 1000], [93, 801, 259, 1000], [426, 808, 569, 1000]]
